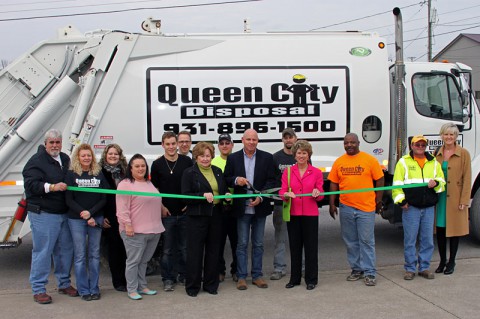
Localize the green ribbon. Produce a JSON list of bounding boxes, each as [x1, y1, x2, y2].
[[67, 183, 427, 200]]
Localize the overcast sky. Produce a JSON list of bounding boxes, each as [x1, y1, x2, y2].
[[1, 0, 479, 64]]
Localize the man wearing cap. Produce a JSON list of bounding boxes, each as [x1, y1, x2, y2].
[[270, 128, 297, 280], [224, 129, 276, 290], [328, 133, 384, 287], [212, 133, 238, 282], [392, 135, 445, 281]]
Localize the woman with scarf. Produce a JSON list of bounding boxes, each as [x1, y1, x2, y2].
[[99, 144, 128, 291]]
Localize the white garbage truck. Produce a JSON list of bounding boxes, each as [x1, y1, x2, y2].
[[1, 8, 479, 247]]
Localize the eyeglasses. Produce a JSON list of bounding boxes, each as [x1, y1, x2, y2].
[[219, 141, 231, 146], [413, 143, 427, 148]]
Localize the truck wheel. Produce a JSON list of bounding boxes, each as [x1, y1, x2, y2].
[[470, 190, 480, 242]]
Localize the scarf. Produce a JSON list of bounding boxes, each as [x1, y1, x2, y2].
[[103, 163, 122, 186]]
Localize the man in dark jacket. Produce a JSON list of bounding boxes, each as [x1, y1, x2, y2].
[[224, 129, 276, 290], [22, 129, 78, 304]]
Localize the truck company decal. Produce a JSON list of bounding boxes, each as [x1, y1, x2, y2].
[[146, 66, 350, 144]]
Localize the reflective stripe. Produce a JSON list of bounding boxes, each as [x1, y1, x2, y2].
[[0, 180, 24, 186], [393, 193, 405, 203]]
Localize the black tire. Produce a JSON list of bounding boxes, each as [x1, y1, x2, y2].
[[470, 190, 480, 242]]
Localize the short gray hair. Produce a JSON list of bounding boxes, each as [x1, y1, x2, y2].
[[44, 129, 62, 142], [439, 122, 459, 138]]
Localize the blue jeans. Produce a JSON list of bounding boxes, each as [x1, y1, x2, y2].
[[339, 204, 376, 276], [236, 214, 267, 280], [402, 205, 435, 272], [68, 216, 104, 295], [28, 211, 73, 294], [272, 205, 287, 273], [161, 215, 187, 282]]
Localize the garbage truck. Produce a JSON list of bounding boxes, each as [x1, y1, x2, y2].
[[1, 8, 479, 247]]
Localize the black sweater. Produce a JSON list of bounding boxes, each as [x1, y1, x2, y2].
[[65, 170, 108, 219], [151, 154, 193, 215]]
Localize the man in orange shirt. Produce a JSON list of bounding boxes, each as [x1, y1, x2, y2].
[[328, 133, 384, 286]]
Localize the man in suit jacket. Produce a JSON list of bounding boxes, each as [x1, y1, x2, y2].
[[224, 129, 276, 290]]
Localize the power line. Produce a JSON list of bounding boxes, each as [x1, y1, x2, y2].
[[0, 0, 74, 7], [387, 23, 480, 46], [308, 2, 424, 31], [438, 22, 480, 27], [0, 0, 163, 14], [0, 0, 261, 22]]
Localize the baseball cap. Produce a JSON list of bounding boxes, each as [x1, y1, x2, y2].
[[411, 135, 428, 144], [282, 128, 297, 138], [218, 133, 232, 143]]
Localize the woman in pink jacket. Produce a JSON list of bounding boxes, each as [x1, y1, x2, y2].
[[116, 154, 166, 300], [280, 140, 324, 290]]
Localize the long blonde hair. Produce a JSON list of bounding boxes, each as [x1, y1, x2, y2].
[[70, 143, 101, 176]]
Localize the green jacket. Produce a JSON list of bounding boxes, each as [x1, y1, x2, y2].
[[392, 151, 445, 208]]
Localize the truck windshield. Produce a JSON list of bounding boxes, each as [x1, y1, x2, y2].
[[412, 73, 463, 122]]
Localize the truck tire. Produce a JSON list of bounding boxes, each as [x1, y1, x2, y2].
[[470, 190, 480, 242]]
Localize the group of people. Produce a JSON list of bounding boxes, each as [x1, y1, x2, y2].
[[22, 121, 471, 304]]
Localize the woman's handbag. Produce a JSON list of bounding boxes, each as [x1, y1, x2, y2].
[[282, 167, 291, 222]]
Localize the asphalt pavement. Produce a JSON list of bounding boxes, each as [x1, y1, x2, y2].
[[1, 212, 479, 319]]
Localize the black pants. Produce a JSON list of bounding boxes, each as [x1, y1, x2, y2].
[[287, 215, 318, 285], [218, 212, 237, 275], [436, 226, 459, 263], [186, 208, 223, 294], [103, 227, 127, 289]]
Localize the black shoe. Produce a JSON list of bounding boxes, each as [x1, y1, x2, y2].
[[91, 293, 101, 300], [306, 284, 316, 290], [435, 262, 446, 273], [114, 286, 127, 292], [444, 262, 455, 275], [285, 282, 298, 289], [81, 295, 92, 301], [186, 291, 198, 297], [203, 289, 218, 295]]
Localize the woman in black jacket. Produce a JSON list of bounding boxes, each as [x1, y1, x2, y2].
[[181, 142, 230, 297], [65, 143, 107, 301], [99, 144, 128, 292]]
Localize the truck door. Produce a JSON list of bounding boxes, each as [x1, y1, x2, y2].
[[410, 72, 472, 153]]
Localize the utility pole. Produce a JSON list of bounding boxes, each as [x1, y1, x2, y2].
[[427, 1, 438, 61], [427, 0, 433, 61]]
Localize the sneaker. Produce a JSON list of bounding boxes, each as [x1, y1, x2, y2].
[[177, 275, 185, 286], [270, 271, 285, 280], [364, 275, 376, 286], [346, 271, 364, 281], [163, 280, 175, 292], [404, 272, 415, 280], [418, 270, 435, 279], [81, 294, 92, 301]]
